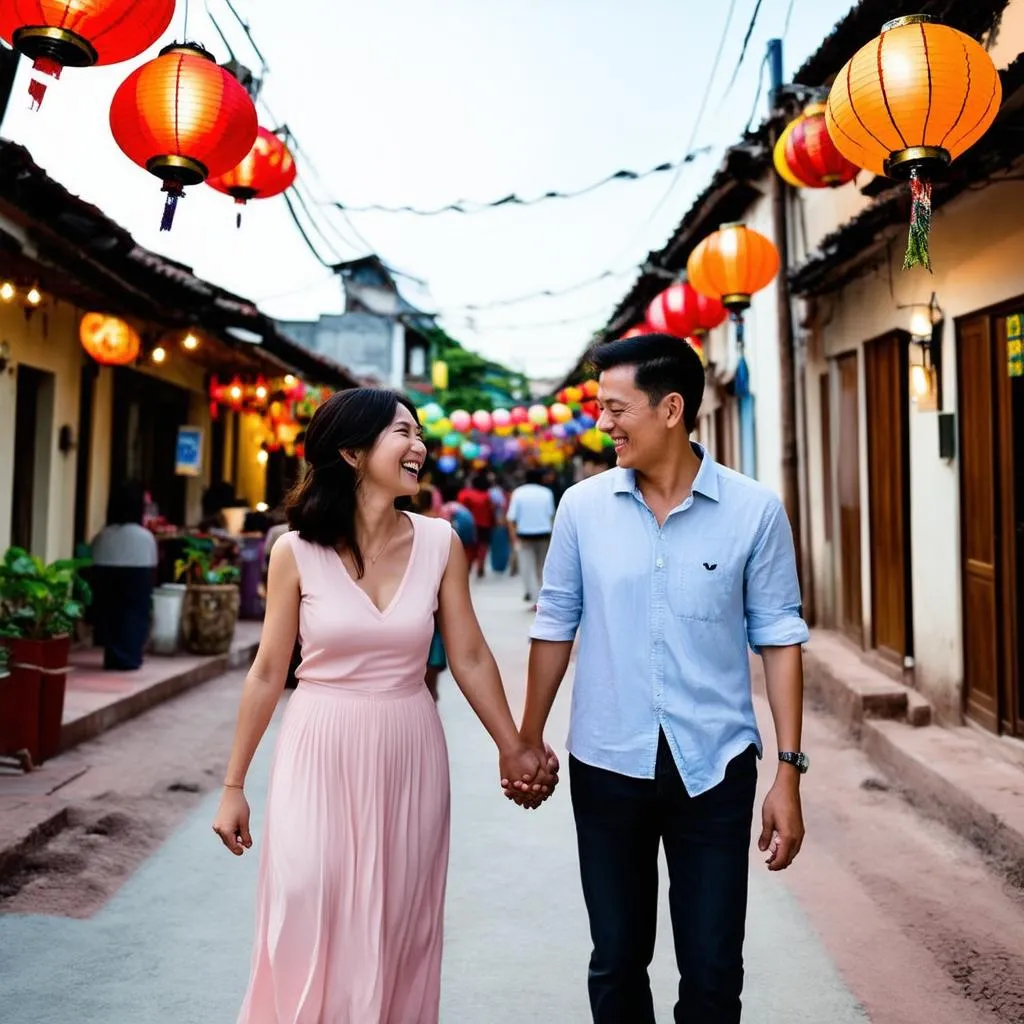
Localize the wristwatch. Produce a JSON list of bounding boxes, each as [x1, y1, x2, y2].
[[778, 751, 810, 774]]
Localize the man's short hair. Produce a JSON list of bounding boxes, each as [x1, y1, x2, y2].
[[589, 332, 706, 433]]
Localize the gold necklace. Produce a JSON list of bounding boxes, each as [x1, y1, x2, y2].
[[366, 514, 400, 566]]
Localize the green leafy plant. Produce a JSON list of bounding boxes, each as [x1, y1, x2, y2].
[[0, 547, 92, 640], [174, 537, 240, 586]]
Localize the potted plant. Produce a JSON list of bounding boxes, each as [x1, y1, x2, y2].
[[175, 537, 241, 656], [0, 547, 91, 765]]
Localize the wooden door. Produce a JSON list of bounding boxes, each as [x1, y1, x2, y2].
[[865, 333, 912, 661], [714, 395, 735, 469], [836, 353, 863, 641], [958, 316, 1001, 731]]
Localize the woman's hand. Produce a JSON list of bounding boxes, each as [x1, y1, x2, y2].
[[500, 742, 560, 809], [212, 788, 253, 856]]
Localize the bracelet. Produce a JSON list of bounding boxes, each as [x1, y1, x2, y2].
[[223, 782, 244, 790]]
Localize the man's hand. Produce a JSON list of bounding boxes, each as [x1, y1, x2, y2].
[[758, 774, 804, 870], [500, 742, 560, 809]]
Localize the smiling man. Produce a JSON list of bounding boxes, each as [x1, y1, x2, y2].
[[518, 332, 809, 1024]]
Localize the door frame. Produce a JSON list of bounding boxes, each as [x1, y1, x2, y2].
[[864, 330, 914, 666], [956, 295, 1024, 737]]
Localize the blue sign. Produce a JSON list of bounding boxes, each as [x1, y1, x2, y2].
[[175, 426, 203, 477]]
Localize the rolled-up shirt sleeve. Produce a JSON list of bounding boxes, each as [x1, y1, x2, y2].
[[530, 494, 582, 642], [744, 498, 809, 652]]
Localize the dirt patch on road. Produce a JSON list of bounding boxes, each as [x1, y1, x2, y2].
[[0, 667, 266, 919]]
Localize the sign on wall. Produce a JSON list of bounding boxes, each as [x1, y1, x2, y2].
[[175, 426, 203, 477], [1007, 314, 1023, 378]]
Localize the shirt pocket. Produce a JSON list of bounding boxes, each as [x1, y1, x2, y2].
[[669, 552, 738, 622]]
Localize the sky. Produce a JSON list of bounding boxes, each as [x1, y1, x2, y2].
[[1, 0, 857, 379]]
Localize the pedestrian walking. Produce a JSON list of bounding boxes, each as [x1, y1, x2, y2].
[[487, 474, 511, 573], [513, 333, 810, 1024], [457, 473, 496, 578], [213, 389, 558, 1024], [506, 468, 555, 610]]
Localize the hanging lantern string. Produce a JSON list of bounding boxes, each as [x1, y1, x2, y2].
[[904, 168, 933, 273]]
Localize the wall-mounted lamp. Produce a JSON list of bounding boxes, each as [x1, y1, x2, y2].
[[900, 292, 943, 411], [151, 345, 167, 364], [183, 332, 200, 351], [0, 282, 15, 303]]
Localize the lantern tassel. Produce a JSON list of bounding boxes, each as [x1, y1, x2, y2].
[[160, 181, 185, 232], [904, 169, 933, 273], [27, 58, 62, 111]]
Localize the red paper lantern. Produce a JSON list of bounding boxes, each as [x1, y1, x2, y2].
[[510, 406, 529, 426], [647, 282, 727, 339], [79, 312, 140, 366], [0, 0, 175, 109], [207, 127, 298, 227], [109, 43, 258, 231], [784, 104, 858, 189], [580, 380, 599, 399]]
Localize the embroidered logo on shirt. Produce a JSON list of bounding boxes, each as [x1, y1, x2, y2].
[[702, 562, 718, 571]]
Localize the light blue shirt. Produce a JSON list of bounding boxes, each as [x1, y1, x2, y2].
[[530, 444, 808, 796]]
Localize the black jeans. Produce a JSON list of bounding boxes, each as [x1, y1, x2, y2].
[[570, 733, 757, 1024]]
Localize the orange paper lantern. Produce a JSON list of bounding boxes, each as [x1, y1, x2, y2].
[[687, 223, 779, 313], [826, 15, 1001, 269], [0, 0, 175, 109], [207, 127, 298, 227], [79, 312, 140, 366], [109, 43, 259, 231]]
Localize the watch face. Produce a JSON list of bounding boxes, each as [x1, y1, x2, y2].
[[797, 753, 810, 772]]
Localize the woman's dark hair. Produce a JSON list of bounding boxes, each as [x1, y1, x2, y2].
[[285, 388, 420, 576], [439, 480, 461, 504], [107, 481, 146, 525], [588, 332, 705, 433]]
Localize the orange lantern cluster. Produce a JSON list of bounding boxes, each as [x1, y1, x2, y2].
[[0, 0, 175, 109], [774, 103, 858, 189], [109, 43, 259, 230], [79, 312, 140, 366], [826, 15, 1001, 270], [207, 127, 298, 227]]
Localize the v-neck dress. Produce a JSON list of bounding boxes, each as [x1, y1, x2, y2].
[[238, 513, 454, 1024]]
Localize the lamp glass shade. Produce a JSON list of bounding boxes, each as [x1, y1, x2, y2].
[[687, 224, 780, 311], [825, 17, 1001, 179]]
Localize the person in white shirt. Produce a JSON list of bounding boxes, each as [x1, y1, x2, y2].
[[507, 469, 556, 609]]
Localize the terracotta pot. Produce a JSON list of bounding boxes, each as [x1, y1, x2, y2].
[[181, 584, 240, 656], [37, 635, 71, 763], [1, 639, 43, 764]]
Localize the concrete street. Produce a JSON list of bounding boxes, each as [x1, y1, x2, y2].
[[1, 573, 1022, 1023]]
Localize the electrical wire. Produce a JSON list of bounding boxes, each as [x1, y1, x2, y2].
[[782, 0, 798, 38], [221, 0, 268, 72], [743, 53, 770, 134], [331, 151, 711, 216], [721, 0, 767, 100]]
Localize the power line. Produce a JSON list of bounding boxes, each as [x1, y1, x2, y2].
[[721, 0, 767, 100], [782, 0, 798, 38], [331, 150, 711, 217]]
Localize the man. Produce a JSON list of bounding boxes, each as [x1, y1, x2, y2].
[[518, 333, 809, 1023], [506, 468, 556, 610]]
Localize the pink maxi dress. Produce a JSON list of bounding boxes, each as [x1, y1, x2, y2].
[[238, 512, 453, 1024]]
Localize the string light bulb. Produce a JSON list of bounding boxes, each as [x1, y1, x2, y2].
[[255, 384, 267, 400], [256, 448, 269, 466], [151, 346, 167, 363], [230, 384, 242, 400], [26, 286, 42, 306], [284, 374, 296, 386], [0, 282, 15, 302], [183, 332, 199, 350]]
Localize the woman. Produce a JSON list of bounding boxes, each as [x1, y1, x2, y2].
[[213, 388, 557, 1024], [457, 473, 496, 578], [90, 481, 158, 671]]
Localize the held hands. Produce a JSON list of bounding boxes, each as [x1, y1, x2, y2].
[[212, 787, 253, 856], [499, 741, 560, 810], [758, 771, 805, 871]]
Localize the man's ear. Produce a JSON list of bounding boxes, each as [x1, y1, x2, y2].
[[663, 392, 685, 429]]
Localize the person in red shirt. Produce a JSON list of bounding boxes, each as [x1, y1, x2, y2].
[[458, 473, 496, 578]]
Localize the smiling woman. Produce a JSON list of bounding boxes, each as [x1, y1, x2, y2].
[[285, 387, 424, 576]]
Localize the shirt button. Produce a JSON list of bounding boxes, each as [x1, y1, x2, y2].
[[656, 558, 664, 568]]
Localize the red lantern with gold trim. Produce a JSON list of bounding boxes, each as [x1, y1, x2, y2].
[[207, 127, 298, 227], [109, 43, 258, 231], [783, 104, 858, 189], [647, 281, 727, 339], [79, 312, 140, 366], [0, 0, 175, 109]]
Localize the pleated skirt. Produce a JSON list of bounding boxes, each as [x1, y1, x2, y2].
[[237, 680, 450, 1024]]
